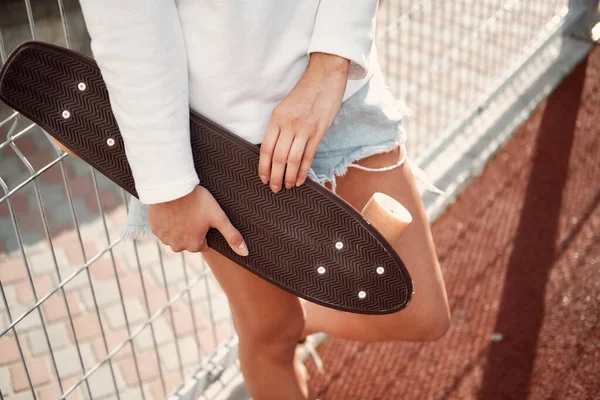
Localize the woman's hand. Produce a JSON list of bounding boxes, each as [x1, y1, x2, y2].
[[148, 186, 249, 256], [258, 53, 350, 192]]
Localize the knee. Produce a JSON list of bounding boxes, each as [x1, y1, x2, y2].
[[416, 306, 451, 341], [235, 301, 305, 357]]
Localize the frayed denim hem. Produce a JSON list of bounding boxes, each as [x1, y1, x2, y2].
[[120, 198, 156, 241], [308, 137, 403, 190]]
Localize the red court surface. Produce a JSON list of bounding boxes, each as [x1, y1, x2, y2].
[[307, 43, 600, 400]]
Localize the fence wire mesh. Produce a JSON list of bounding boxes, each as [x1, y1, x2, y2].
[[0, 1, 587, 399]]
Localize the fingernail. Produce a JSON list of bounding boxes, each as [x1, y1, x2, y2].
[[285, 182, 293, 190], [271, 185, 280, 193], [260, 175, 268, 184], [238, 241, 249, 256], [296, 177, 305, 186]]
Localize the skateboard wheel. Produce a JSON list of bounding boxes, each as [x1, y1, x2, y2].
[[361, 192, 412, 244]]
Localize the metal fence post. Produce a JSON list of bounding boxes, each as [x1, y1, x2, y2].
[[566, 0, 600, 40]]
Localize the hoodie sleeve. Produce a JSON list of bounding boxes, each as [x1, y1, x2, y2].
[[78, 0, 198, 204], [307, 0, 379, 80]]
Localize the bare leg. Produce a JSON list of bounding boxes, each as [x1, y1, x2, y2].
[[303, 146, 451, 341], [202, 250, 309, 399]]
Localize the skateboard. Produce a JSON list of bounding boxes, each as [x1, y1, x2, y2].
[[0, 41, 413, 314]]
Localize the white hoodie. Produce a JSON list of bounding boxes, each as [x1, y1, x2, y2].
[[79, 0, 380, 204]]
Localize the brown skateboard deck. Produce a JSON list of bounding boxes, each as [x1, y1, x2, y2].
[[0, 41, 413, 314]]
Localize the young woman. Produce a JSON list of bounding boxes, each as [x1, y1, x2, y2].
[[78, 1, 450, 398]]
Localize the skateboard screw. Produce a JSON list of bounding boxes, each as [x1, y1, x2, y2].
[[62, 110, 71, 119], [376, 267, 385, 275], [317, 266, 326, 275], [106, 138, 115, 146], [335, 241, 344, 250], [78, 82, 87, 91], [358, 291, 366, 299]]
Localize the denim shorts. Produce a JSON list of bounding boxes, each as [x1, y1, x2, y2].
[[122, 66, 411, 240]]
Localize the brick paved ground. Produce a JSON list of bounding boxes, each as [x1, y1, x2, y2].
[[0, 221, 234, 399], [307, 43, 600, 400]]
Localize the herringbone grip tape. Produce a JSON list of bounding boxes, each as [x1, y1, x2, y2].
[[0, 42, 412, 314]]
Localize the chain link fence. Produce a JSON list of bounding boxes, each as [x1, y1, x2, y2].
[[0, 1, 595, 399]]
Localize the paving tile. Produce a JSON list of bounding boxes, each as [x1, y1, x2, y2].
[[78, 218, 119, 242], [0, 256, 29, 284], [196, 329, 218, 358], [56, 263, 91, 291], [10, 307, 43, 332], [15, 274, 55, 305], [157, 335, 200, 373], [88, 255, 124, 281], [184, 273, 223, 305], [86, 363, 121, 399], [182, 252, 206, 275], [69, 312, 102, 342], [201, 293, 232, 323], [60, 239, 104, 265], [2, 390, 35, 400], [133, 318, 173, 351], [10, 356, 51, 392], [148, 371, 181, 400], [146, 289, 169, 316], [0, 366, 10, 395], [104, 297, 146, 330], [149, 257, 187, 287], [53, 342, 96, 379], [0, 334, 22, 365], [79, 279, 121, 311], [107, 205, 129, 232], [171, 306, 200, 337], [62, 377, 89, 400], [91, 329, 132, 362], [37, 381, 64, 400], [118, 351, 161, 388], [215, 320, 235, 344], [122, 241, 161, 272], [42, 290, 85, 323], [53, 235, 98, 267], [1, 284, 20, 311], [113, 271, 156, 301], [27, 247, 69, 276], [26, 322, 71, 356], [85, 189, 120, 215], [106, 388, 145, 400]]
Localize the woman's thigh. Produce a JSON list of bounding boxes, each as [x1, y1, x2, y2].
[[202, 249, 305, 343], [304, 146, 450, 341]]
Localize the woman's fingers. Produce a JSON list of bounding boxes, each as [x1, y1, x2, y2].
[[284, 137, 308, 189], [268, 131, 294, 193], [258, 122, 280, 184], [296, 137, 320, 186], [211, 207, 249, 256]]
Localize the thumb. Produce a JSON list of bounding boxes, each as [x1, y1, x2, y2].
[[211, 209, 249, 257]]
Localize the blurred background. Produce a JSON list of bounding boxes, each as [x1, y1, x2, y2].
[[1, 1, 598, 399]]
